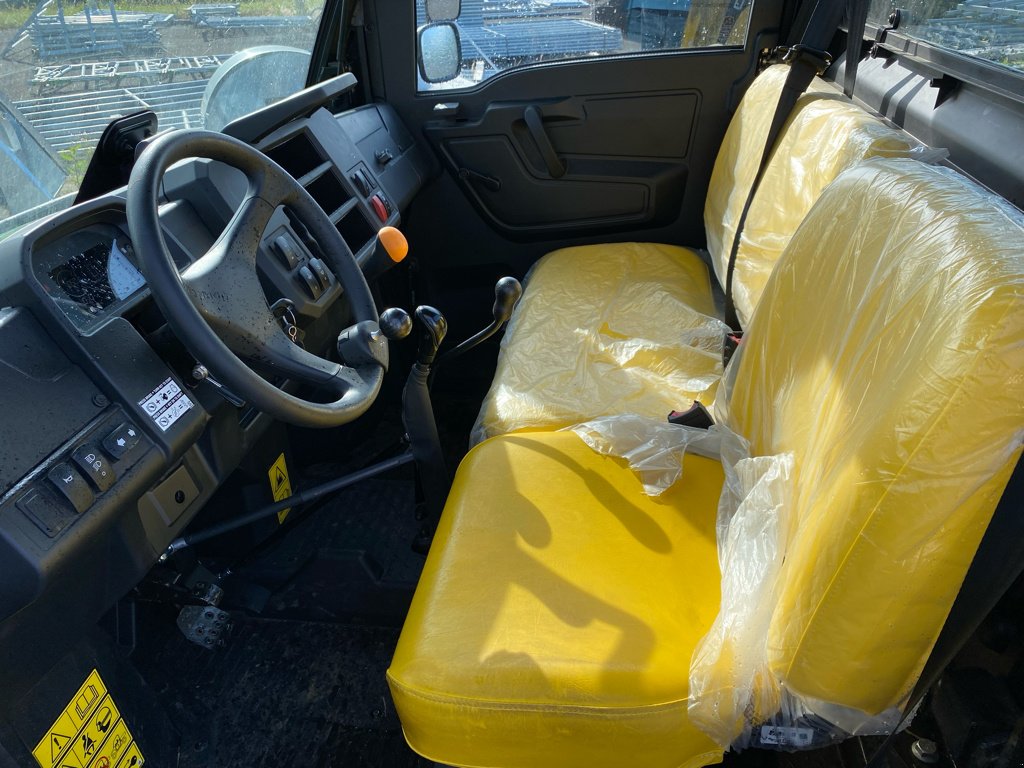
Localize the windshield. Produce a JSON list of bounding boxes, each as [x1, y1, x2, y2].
[[0, 0, 325, 231]]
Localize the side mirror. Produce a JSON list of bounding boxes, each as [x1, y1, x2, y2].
[[425, 0, 460, 22], [417, 22, 462, 84]]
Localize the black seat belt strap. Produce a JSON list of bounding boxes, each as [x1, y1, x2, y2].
[[843, 0, 869, 97], [722, 0, 847, 332], [866, 455, 1024, 767]]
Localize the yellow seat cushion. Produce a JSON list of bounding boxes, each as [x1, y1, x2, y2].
[[388, 430, 726, 768], [705, 64, 919, 328], [471, 243, 724, 443]]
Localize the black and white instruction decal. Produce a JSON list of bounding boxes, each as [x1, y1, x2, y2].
[[138, 377, 194, 431]]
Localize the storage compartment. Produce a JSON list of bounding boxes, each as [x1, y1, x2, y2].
[[335, 209, 375, 254], [265, 132, 323, 180], [305, 170, 352, 216]]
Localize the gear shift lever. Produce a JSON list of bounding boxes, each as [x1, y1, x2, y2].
[[414, 305, 447, 366], [402, 306, 449, 528]]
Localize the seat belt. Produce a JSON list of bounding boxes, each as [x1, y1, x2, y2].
[[722, 0, 850, 333], [866, 455, 1024, 767], [843, 0, 869, 97]]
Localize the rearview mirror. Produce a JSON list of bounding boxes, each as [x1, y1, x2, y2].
[[417, 22, 462, 84], [425, 0, 460, 21]]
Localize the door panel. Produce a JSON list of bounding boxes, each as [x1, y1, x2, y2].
[[432, 91, 695, 233], [368, 0, 783, 265]]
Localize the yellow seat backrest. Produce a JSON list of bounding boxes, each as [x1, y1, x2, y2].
[[705, 65, 920, 329], [725, 158, 1024, 717]]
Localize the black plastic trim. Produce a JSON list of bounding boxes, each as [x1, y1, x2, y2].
[[864, 22, 1024, 105]]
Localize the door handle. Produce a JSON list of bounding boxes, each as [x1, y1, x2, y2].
[[523, 106, 566, 179]]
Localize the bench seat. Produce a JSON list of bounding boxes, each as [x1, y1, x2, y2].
[[472, 65, 922, 443], [388, 430, 726, 768], [392, 159, 1024, 766]]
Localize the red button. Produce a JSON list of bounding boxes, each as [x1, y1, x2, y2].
[[370, 194, 389, 223]]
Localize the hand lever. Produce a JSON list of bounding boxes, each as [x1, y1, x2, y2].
[[491, 276, 524, 326], [415, 305, 447, 367], [434, 277, 522, 372], [379, 307, 412, 340]]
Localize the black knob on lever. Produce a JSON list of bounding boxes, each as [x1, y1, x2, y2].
[[415, 305, 447, 367], [379, 307, 412, 340], [432, 276, 523, 373], [491, 276, 523, 325]]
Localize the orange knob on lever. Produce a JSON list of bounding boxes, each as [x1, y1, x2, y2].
[[364, 225, 408, 279]]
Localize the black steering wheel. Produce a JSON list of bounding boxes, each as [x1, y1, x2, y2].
[[127, 130, 385, 429]]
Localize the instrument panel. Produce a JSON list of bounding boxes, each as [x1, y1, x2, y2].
[[33, 223, 147, 332]]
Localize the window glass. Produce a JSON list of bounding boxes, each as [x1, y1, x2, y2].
[[868, 0, 1024, 74], [0, 0, 323, 232], [417, 0, 754, 91]]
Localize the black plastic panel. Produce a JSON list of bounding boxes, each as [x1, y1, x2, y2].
[[851, 57, 1024, 209], [0, 308, 101, 497]]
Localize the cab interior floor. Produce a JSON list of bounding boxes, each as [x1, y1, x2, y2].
[[131, 461, 433, 767]]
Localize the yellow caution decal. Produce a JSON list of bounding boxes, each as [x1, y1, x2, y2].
[[32, 670, 144, 768], [268, 452, 292, 524]]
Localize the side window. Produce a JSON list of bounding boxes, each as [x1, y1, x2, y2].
[[416, 0, 754, 91], [867, 0, 1024, 74]]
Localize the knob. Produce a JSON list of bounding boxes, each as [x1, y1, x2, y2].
[[492, 276, 523, 325], [379, 307, 412, 340], [414, 305, 447, 366]]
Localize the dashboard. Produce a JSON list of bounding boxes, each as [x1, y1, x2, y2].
[[0, 96, 434, 680]]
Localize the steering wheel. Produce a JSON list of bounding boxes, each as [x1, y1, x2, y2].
[[127, 130, 385, 429]]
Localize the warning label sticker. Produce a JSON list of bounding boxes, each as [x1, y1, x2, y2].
[[138, 377, 193, 432], [33, 670, 145, 768], [268, 452, 292, 524]]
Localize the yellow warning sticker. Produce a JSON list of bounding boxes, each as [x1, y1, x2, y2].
[[268, 452, 292, 524], [32, 671, 144, 768], [113, 741, 143, 768]]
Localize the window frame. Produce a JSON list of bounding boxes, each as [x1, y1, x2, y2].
[[863, 21, 1024, 105]]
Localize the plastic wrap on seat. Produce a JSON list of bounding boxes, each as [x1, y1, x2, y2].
[[704, 64, 929, 329], [569, 414, 741, 496], [472, 243, 727, 444], [689, 159, 1024, 749]]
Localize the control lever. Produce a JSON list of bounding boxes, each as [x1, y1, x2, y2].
[[403, 305, 449, 525], [434, 276, 522, 374], [192, 364, 246, 408], [363, 226, 409, 280], [379, 307, 412, 341], [414, 305, 448, 366]]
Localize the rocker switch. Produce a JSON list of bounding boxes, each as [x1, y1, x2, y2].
[[47, 463, 93, 513], [370, 194, 390, 223], [297, 265, 323, 299], [307, 257, 333, 290], [72, 445, 117, 492], [351, 169, 373, 196], [272, 233, 302, 270]]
